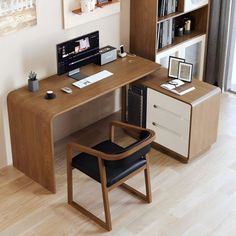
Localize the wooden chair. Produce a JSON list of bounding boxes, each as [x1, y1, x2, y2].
[[67, 121, 155, 231]]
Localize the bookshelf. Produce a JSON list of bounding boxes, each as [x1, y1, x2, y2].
[[130, 0, 210, 80]]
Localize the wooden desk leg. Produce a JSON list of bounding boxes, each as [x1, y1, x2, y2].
[[8, 101, 56, 193], [121, 85, 127, 122]]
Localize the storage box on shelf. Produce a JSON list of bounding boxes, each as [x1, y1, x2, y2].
[[63, 0, 120, 29], [130, 0, 210, 80]]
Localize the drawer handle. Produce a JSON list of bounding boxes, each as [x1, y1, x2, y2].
[[152, 122, 158, 127], [153, 122, 183, 138], [153, 105, 186, 119]]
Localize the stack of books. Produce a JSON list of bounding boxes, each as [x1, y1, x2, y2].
[[161, 79, 195, 96], [157, 19, 175, 49], [158, 0, 178, 17]]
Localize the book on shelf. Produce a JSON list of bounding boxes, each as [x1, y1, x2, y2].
[[172, 18, 175, 41], [161, 79, 196, 96], [164, 0, 168, 16], [162, 21, 168, 48], [158, 0, 178, 17], [167, 0, 172, 15], [158, 23, 163, 48], [157, 24, 161, 49], [167, 19, 173, 45], [158, 19, 175, 49], [172, 0, 176, 13]]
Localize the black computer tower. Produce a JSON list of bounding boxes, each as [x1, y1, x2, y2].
[[127, 84, 147, 128]]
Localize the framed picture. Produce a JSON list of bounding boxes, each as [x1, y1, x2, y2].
[[178, 62, 193, 82], [0, 0, 37, 37], [168, 56, 185, 78]]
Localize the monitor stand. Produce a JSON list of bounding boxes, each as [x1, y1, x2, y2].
[[68, 68, 87, 81]]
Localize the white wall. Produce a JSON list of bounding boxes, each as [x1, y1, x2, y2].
[[0, 0, 130, 168]]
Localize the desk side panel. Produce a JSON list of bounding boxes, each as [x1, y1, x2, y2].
[[189, 90, 221, 158], [7, 93, 55, 193]]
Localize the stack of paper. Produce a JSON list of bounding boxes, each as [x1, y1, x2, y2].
[[161, 79, 195, 96]]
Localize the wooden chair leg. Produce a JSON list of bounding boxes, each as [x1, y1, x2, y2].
[[68, 179, 112, 231], [67, 151, 111, 231], [119, 155, 152, 203], [144, 154, 152, 203], [98, 158, 112, 231], [100, 182, 112, 230], [69, 200, 109, 230]]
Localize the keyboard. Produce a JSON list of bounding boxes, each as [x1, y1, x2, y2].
[[73, 70, 113, 89]]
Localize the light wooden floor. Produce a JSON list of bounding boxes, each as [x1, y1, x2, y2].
[[1, 93, 236, 236]]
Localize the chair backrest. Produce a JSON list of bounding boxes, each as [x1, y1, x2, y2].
[[105, 130, 152, 168]]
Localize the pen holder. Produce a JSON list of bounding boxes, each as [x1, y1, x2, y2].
[[28, 79, 39, 92]]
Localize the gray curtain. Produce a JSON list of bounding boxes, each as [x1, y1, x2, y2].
[[205, 0, 233, 90]]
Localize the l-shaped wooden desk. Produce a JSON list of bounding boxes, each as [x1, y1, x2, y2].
[[7, 56, 160, 193]]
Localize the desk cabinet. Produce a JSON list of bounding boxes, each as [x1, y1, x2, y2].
[[140, 68, 221, 162]]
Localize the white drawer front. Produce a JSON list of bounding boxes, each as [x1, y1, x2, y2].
[[147, 88, 191, 120], [147, 120, 189, 157], [147, 102, 190, 138], [146, 88, 191, 157]]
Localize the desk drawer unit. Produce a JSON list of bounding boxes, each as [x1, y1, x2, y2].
[[146, 88, 191, 157]]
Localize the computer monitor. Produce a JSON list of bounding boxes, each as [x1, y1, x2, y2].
[[56, 31, 99, 80]]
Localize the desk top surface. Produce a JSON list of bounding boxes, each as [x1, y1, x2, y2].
[[8, 56, 160, 120], [139, 68, 221, 106]]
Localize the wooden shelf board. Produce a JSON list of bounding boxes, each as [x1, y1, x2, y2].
[[72, 0, 119, 15], [157, 31, 205, 54], [157, 11, 184, 24], [157, 4, 208, 24]]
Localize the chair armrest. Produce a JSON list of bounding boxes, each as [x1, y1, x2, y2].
[[67, 137, 155, 161], [67, 142, 102, 160], [67, 121, 156, 161], [106, 123, 156, 161], [110, 120, 155, 142], [111, 120, 147, 132], [101, 135, 155, 161]]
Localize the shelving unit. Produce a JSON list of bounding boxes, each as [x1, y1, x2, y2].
[[130, 0, 210, 80], [63, 0, 120, 29], [72, 0, 120, 15]]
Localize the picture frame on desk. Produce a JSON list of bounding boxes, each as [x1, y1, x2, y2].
[[168, 56, 185, 79], [178, 62, 193, 83]]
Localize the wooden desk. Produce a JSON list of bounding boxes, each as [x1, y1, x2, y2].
[[7, 56, 160, 193]]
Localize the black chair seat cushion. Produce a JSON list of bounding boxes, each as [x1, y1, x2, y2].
[[72, 140, 147, 187]]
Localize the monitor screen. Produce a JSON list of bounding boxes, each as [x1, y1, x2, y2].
[[56, 31, 99, 75]]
